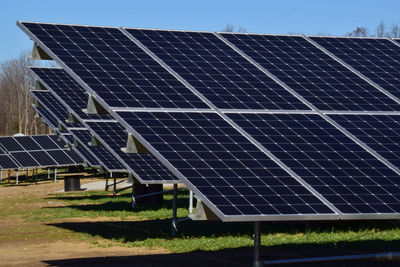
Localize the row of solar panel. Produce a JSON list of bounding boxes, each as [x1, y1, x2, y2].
[[19, 22, 400, 114], [30, 70, 178, 182], [0, 135, 83, 169], [19, 22, 400, 221]]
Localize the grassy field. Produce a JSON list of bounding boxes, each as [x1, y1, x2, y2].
[[1, 176, 400, 266]]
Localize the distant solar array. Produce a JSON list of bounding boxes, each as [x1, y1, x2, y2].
[[0, 135, 83, 170], [19, 21, 400, 221]]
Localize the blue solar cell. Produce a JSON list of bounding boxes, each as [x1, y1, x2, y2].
[[85, 120, 178, 182], [0, 155, 19, 169], [21, 22, 209, 109], [29, 151, 57, 166], [126, 29, 309, 110], [11, 152, 39, 167], [31, 90, 78, 128], [31, 135, 62, 150], [46, 150, 76, 165], [70, 129, 125, 170], [32, 105, 61, 131], [311, 37, 400, 100], [14, 136, 41, 151], [31, 67, 112, 120], [329, 114, 400, 168], [229, 113, 400, 214], [0, 138, 24, 152], [221, 33, 400, 111], [117, 111, 334, 217]]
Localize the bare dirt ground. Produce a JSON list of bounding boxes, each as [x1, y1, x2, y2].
[[0, 179, 170, 267]]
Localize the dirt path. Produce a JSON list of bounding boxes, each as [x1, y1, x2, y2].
[[0, 179, 169, 267]]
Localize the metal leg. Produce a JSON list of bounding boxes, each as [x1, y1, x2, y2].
[[171, 183, 178, 236], [16, 170, 19, 185], [189, 190, 194, 214], [253, 222, 261, 267], [0, 170, 2, 184], [35, 168, 38, 184], [48, 168, 51, 180], [131, 183, 136, 209], [105, 172, 109, 191], [54, 168, 57, 183], [8, 170, 10, 183], [112, 173, 117, 197]]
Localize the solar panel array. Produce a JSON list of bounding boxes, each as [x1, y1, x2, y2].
[[30, 67, 178, 182], [0, 135, 83, 169], [19, 21, 400, 221]]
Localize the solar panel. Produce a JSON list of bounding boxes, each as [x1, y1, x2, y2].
[[30, 67, 112, 120], [58, 133, 100, 167], [117, 111, 335, 219], [228, 113, 400, 214], [31, 135, 63, 150], [31, 90, 77, 128], [85, 120, 178, 182], [310, 36, 400, 100], [29, 151, 57, 166], [19, 22, 400, 221], [329, 114, 400, 168], [20, 22, 209, 109], [32, 105, 61, 130], [126, 29, 309, 110], [0, 137, 24, 152], [46, 150, 76, 165], [10, 151, 40, 168], [0, 155, 19, 170], [69, 129, 126, 171], [14, 136, 41, 151], [220, 34, 400, 111]]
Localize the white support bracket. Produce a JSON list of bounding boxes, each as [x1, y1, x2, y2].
[[188, 200, 219, 221], [89, 135, 102, 147], [66, 112, 79, 124], [82, 95, 108, 115], [34, 80, 47, 91], [121, 133, 149, 154], [30, 43, 52, 60]]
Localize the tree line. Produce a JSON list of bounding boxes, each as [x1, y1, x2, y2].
[[0, 53, 50, 136]]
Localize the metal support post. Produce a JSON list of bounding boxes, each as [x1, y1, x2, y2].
[[189, 190, 194, 214], [131, 183, 136, 209], [0, 170, 2, 184], [48, 168, 51, 180], [54, 168, 57, 183], [171, 183, 178, 236], [8, 170, 10, 183], [112, 172, 117, 197], [34, 168, 38, 184], [253, 222, 261, 267], [16, 170, 19, 185], [105, 172, 109, 191]]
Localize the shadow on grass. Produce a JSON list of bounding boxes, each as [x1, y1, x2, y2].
[[47, 219, 400, 266]]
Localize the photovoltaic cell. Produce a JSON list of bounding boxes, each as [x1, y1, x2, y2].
[[229, 113, 400, 214], [220, 34, 400, 111], [64, 149, 84, 164], [73, 145, 100, 166], [329, 114, 400, 168], [21, 22, 209, 109], [46, 150, 76, 165], [0, 138, 24, 152], [29, 151, 57, 166], [118, 111, 334, 217], [31, 90, 77, 128], [70, 129, 125, 170], [126, 29, 309, 110], [85, 120, 178, 182], [31, 67, 112, 120], [14, 136, 41, 151], [311, 36, 400, 100], [33, 105, 61, 131], [0, 155, 18, 169], [11, 152, 39, 167], [31, 135, 62, 150]]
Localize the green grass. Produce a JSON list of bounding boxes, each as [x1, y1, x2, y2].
[[2, 184, 400, 263]]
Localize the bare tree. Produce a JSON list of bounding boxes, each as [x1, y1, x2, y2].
[[346, 27, 369, 37], [0, 51, 50, 136], [222, 24, 247, 33]]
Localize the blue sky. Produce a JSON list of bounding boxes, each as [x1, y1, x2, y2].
[[1, 0, 399, 62]]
